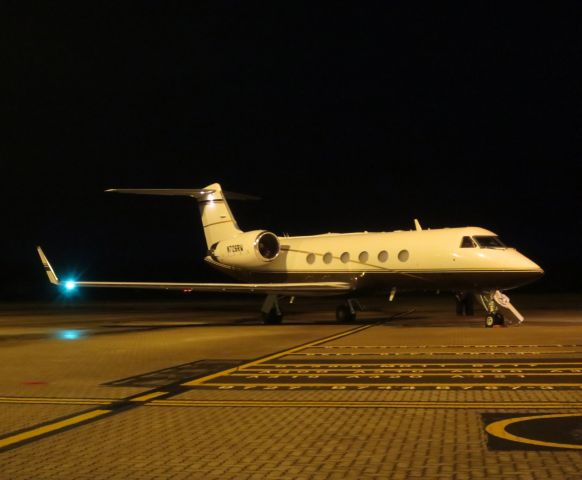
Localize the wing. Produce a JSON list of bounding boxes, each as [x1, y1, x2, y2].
[[36, 247, 352, 297]]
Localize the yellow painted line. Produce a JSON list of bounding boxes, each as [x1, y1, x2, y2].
[[0, 396, 112, 402], [0, 397, 112, 405], [257, 362, 582, 367], [486, 413, 582, 449], [183, 324, 373, 386], [0, 409, 111, 449], [130, 391, 168, 402], [0, 399, 111, 405], [149, 400, 582, 409], [201, 383, 582, 387], [231, 372, 582, 377], [289, 351, 580, 355], [314, 345, 582, 349], [242, 368, 582, 372]]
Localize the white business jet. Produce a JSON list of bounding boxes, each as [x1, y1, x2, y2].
[[37, 183, 543, 327]]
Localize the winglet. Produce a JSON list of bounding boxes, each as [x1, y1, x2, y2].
[[36, 246, 59, 285], [414, 219, 422, 231]]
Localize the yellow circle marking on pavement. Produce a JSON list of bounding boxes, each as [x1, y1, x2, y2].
[[486, 413, 582, 449]]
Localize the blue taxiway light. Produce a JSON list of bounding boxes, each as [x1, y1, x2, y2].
[[57, 330, 83, 340], [64, 280, 76, 291]]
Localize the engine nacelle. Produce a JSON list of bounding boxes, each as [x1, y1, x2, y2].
[[209, 230, 280, 268]]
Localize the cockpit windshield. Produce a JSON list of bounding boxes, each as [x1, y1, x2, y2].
[[473, 236, 506, 249], [460, 236, 476, 248]]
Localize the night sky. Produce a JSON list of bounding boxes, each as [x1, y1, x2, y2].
[[4, 3, 582, 299]]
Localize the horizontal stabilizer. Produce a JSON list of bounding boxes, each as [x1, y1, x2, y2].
[[105, 189, 259, 201]]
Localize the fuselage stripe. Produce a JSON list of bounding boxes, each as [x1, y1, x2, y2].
[[203, 219, 234, 229]]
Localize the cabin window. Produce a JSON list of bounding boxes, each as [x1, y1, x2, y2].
[[358, 251, 369, 263], [306, 253, 315, 264], [474, 236, 506, 248], [340, 252, 350, 263], [378, 250, 388, 262], [323, 252, 333, 264], [460, 236, 477, 248], [398, 249, 409, 262]]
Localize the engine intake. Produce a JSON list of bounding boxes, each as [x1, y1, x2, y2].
[[255, 231, 279, 260]]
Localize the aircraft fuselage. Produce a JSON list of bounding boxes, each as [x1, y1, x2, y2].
[[207, 226, 543, 294]]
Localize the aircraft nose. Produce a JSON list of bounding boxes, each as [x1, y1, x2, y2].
[[511, 252, 544, 288], [521, 255, 544, 276]]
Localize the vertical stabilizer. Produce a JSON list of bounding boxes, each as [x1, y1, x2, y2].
[[197, 183, 242, 248]]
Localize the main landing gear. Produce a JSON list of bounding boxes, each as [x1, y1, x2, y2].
[[455, 292, 475, 316], [335, 299, 362, 323], [260, 295, 364, 324], [480, 290, 525, 328], [260, 294, 283, 324]]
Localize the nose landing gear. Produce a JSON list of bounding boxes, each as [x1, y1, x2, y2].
[[480, 290, 524, 328]]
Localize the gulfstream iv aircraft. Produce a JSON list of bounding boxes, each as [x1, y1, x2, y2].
[[38, 182, 543, 327]]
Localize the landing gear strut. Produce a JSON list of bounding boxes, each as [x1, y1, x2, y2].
[[335, 299, 362, 323], [455, 292, 475, 316], [261, 294, 283, 324]]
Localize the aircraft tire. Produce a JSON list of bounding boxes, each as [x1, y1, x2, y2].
[[464, 293, 475, 316], [494, 313, 505, 326], [485, 315, 495, 328], [336, 305, 356, 323], [262, 311, 283, 325]]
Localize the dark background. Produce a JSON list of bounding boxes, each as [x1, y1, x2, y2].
[[3, 3, 581, 300]]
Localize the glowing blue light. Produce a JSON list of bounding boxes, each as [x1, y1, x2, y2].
[[57, 330, 83, 340], [64, 280, 76, 291]]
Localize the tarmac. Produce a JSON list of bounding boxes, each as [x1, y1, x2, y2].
[[1, 293, 582, 479]]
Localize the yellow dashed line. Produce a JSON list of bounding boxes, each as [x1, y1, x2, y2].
[[241, 368, 582, 373], [290, 351, 580, 355], [315, 345, 582, 349], [232, 372, 582, 377], [258, 361, 582, 370], [202, 382, 582, 388]]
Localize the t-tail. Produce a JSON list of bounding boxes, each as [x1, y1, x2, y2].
[[106, 183, 258, 248]]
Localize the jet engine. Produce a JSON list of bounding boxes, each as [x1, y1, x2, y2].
[[209, 230, 280, 268]]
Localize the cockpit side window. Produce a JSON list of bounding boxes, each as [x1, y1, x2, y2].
[[460, 236, 476, 248], [473, 236, 506, 249]]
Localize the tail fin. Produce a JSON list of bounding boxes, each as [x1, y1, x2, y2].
[[106, 183, 258, 248], [196, 183, 242, 248]]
